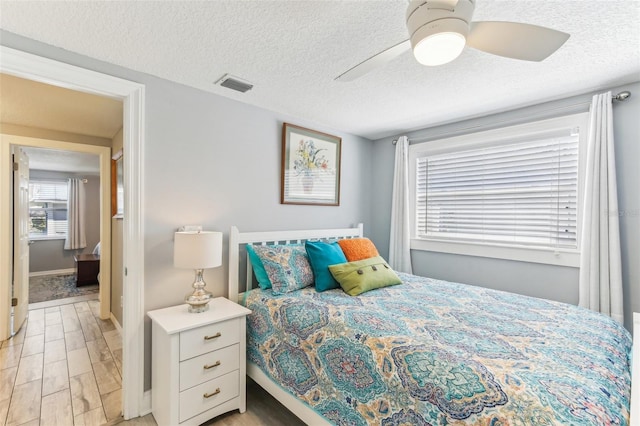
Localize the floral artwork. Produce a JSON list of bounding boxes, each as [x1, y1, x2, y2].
[[293, 140, 329, 194], [281, 123, 341, 205]]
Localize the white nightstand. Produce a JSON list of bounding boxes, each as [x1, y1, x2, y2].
[[148, 298, 251, 425]]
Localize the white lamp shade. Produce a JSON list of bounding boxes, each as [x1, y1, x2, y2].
[[174, 231, 223, 269]]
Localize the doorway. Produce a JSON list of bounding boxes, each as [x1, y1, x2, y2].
[[23, 147, 103, 310], [0, 67, 121, 327], [0, 46, 145, 418]]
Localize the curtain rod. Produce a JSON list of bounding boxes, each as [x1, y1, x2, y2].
[[392, 90, 631, 145]]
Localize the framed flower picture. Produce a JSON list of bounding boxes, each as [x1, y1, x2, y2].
[[281, 123, 341, 206]]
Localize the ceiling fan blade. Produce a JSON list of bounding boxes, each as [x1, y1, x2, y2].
[[467, 21, 570, 61], [335, 39, 411, 82]]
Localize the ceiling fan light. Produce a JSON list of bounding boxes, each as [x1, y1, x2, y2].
[[414, 32, 466, 66], [411, 18, 468, 66]]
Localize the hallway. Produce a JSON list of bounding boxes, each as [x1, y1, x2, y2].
[[0, 298, 122, 424]]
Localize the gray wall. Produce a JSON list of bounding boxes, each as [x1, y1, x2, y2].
[[0, 31, 373, 390], [371, 81, 640, 332], [29, 170, 100, 273]]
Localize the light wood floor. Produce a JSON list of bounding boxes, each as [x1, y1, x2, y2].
[[2, 298, 303, 426], [112, 379, 305, 426], [1, 298, 122, 425]]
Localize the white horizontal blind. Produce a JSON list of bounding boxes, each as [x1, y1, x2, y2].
[[29, 180, 68, 237], [416, 132, 579, 249]]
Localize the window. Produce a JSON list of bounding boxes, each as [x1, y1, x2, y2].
[[29, 180, 68, 238], [410, 113, 589, 266]]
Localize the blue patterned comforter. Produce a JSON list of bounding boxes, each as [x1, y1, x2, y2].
[[244, 273, 632, 425]]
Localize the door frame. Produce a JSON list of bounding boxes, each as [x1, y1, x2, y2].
[[0, 46, 146, 418], [3, 137, 112, 318]]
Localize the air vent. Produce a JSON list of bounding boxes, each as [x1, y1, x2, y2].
[[215, 74, 253, 93]]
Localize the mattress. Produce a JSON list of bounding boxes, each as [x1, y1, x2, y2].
[[243, 272, 632, 424]]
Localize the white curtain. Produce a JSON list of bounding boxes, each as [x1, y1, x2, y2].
[[389, 136, 413, 273], [579, 91, 623, 323], [64, 178, 87, 250]]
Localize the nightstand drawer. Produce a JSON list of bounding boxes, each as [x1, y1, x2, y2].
[[180, 318, 240, 361], [179, 344, 239, 391], [179, 370, 239, 423], [149, 299, 250, 425]]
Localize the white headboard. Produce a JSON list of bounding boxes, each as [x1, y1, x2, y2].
[[228, 223, 364, 303]]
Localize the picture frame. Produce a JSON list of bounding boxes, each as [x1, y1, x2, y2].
[[111, 149, 124, 218], [281, 123, 341, 206]]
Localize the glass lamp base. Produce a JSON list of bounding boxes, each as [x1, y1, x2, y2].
[[185, 269, 212, 313], [187, 302, 210, 313]]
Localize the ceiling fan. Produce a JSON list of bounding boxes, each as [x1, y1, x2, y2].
[[335, 0, 570, 82]]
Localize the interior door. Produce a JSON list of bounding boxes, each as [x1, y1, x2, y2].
[[12, 146, 29, 334]]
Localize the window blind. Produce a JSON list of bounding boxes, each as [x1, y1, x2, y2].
[[416, 133, 579, 249], [29, 180, 68, 237]]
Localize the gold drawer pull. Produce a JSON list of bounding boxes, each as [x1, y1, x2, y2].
[[204, 332, 221, 341], [203, 361, 221, 370], [203, 388, 221, 398]]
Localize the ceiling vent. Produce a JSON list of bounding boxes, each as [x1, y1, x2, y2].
[[215, 74, 253, 93]]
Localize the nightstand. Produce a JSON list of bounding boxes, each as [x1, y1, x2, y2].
[[148, 298, 251, 425], [74, 253, 100, 286]]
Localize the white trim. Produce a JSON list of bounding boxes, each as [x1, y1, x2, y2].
[[110, 312, 122, 333], [1, 135, 111, 323], [408, 113, 589, 267], [29, 268, 75, 277], [0, 46, 145, 419], [28, 236, 67, 241], [411, 239, 580, 267], [140, 390, 152, 417]]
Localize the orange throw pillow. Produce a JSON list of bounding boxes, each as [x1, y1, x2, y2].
[[337, 238, 380, 261]]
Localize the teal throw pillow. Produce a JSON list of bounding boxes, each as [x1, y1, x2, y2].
[[305, 240, 347, 292], [246, 244, 272, 290], [329, 256, 402, 296], [251, 244, 314, 295]]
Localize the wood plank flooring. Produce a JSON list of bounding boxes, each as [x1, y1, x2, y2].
[[1, 299, 122, 425], [112, 379, 304, 426], [3, 298, 302, 426]]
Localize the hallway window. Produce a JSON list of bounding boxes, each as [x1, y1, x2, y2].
[[29, 180, 68, 238]]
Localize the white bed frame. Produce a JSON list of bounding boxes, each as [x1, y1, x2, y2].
[[228, 223, 363, 425], [228, 224, 639, 426]]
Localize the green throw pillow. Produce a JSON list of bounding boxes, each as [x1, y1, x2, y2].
[[329, 256, 402, 296]]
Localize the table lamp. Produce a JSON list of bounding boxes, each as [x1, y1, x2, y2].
[[174, 230, 223, 313]]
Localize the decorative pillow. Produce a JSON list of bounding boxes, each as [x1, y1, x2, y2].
[[251, 244, 314, 295], [305, 240, 348, 292], [329, 256, 402, 296], [337, 238, 380, 261], [246, 244, 272, 290]]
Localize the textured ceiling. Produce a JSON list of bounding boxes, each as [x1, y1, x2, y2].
[[1, 1, 639, 140], [21, 147, 100, 175]]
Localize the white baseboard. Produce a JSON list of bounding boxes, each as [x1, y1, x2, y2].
[[140, 390, 152, 417], [110, 313, 122, 333], [29, 268, 75, 277]]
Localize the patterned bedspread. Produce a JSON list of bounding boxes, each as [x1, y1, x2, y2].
[[243, 273, 632, 425]]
